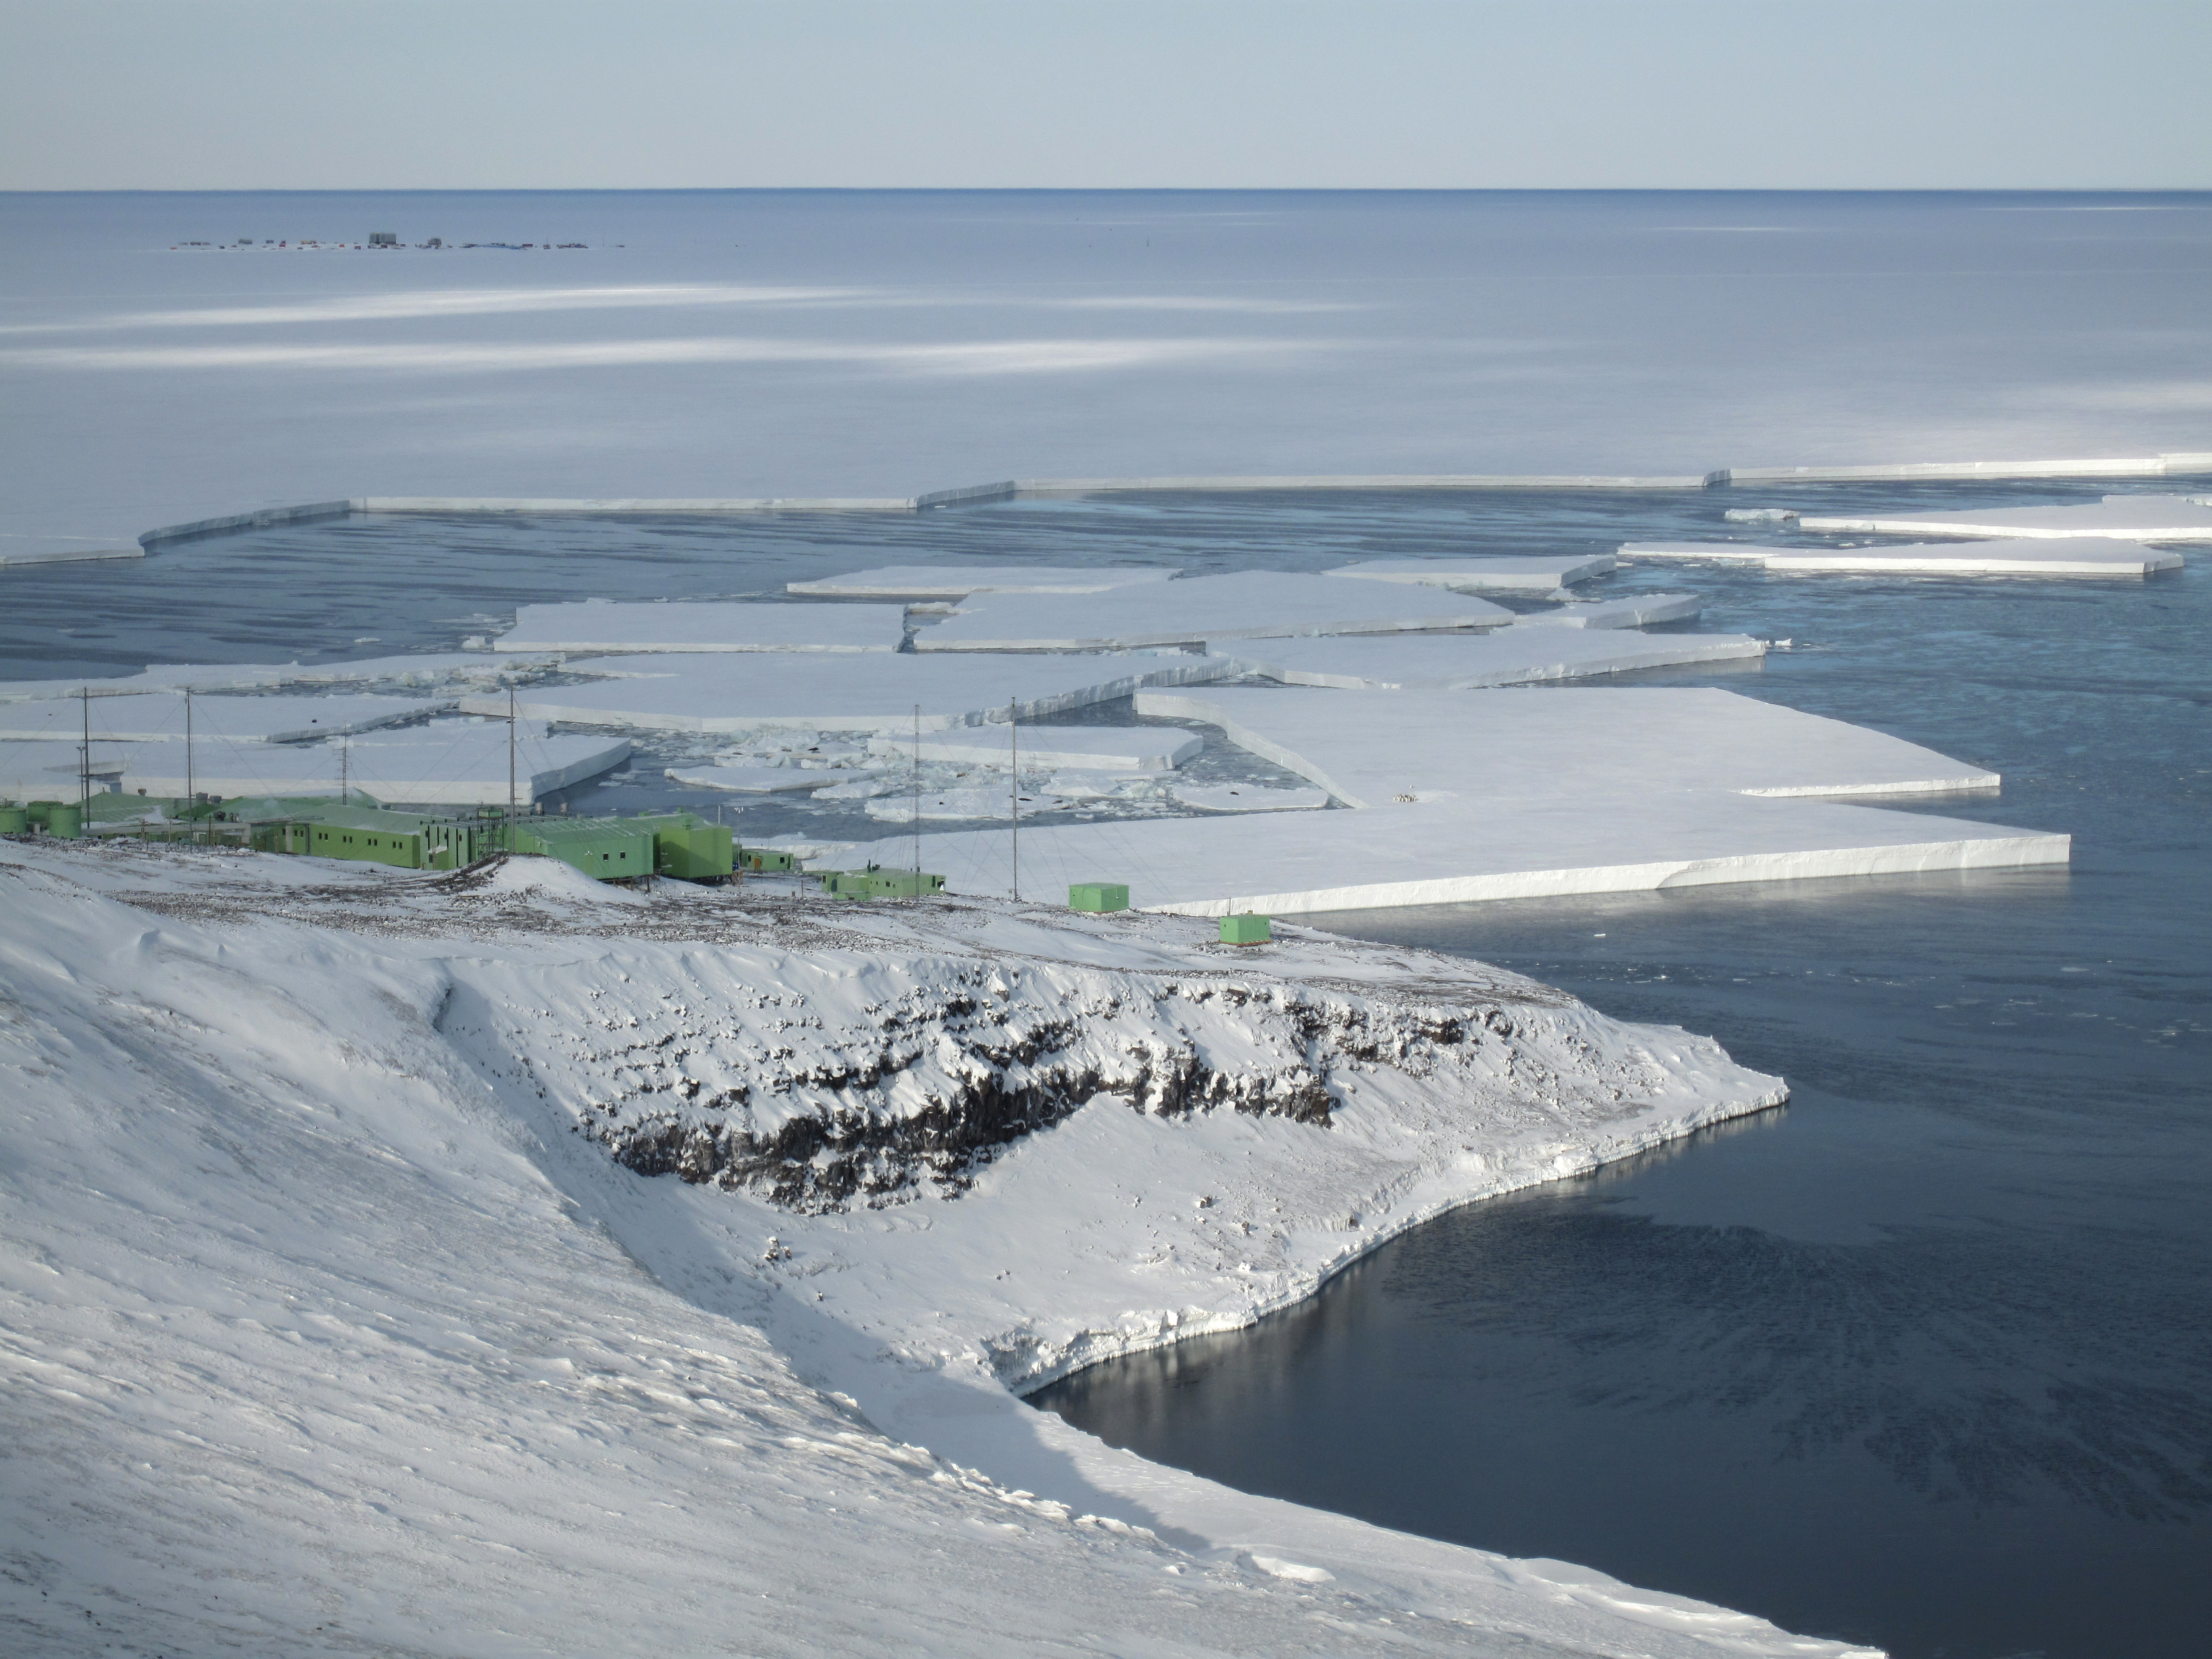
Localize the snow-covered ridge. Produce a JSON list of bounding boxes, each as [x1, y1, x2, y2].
[[2, 835, 1876, 1655]]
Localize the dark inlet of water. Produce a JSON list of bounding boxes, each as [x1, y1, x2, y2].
[[1036, 519, 2212, 1657], [12, 481, 2209, 1655]]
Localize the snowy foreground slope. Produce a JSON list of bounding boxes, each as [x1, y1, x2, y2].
[[1, 839, 1872, 1658]]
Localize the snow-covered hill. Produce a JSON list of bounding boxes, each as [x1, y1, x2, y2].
[[2, 838, 1869, 1657]]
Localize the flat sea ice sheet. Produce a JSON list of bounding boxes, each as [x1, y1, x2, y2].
[[1794, 495, 2212, 542], [1210, 629, 1762, 689], [499, 600, 907, 653], [0, 654, 543, 701], [863, 726, 1201, 773], [106, 725, 632, 805], [466, 651, 1235, 733], [1143, 685, 2000, 805], [0, 692, 452, 744], [1509, 593, 1704, 628], [662, 764, 832, 793], [1622, 536, 2185, 576], [1325, 556, 1617, 592], [788, 565, 1178, 598], [913, 571, 1512, 652]]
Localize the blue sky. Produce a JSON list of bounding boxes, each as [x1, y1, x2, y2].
[[3, 1, 2205, 190]]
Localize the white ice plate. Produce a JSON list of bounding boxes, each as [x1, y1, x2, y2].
[[1210, 629, 1761, 689], [0, 692, 452, 744], [1509, 593, 1703, 629], [788, 565, 1178, 598], [1325, 555, 1616, 592], [838, 686, 2061, 914], [663, 764, 829, 793], [106, 725, 631, 805], [1794, 494, 2212, 542], [464, 651, 1235, 733], [498, 600, 907, 653], [1621, 536, 2185, 575], [0, 654, 545, 702], [913, 571, 1512, 652], [864, 726, 1201, 773]]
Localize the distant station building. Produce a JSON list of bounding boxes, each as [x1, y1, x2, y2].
[[368, 231, 398, 247]]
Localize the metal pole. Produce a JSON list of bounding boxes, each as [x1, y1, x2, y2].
[[507, 687, 518, 852], [184, 687, 194, 811], [911, 702, 920, 894], [1008, 698, 1019, 903], [341, 738, 349, 804], [79, 688, 91, 812]]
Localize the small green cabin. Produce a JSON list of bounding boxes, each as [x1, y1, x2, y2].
[[1068, 881, 1129, 913], [1218, 913, 1273, 946]]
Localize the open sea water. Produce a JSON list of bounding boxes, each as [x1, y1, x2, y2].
[[11, 481, 2209, 1654]]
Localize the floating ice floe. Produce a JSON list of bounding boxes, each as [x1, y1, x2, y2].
[[496, 600, 907, 653], [913, 571, 1511, 652], [0, 543, 143, 567], [1509, 593, 1703, 629], [863, 726, 1201, 773], [1208, 628, 1762, 689], [1323, 555, 1616, 592], [463, 651, 1235, 733], [1620, 536, 2183, 576], [1171, 782, 1330, 812], [1724, 507, 1798, 523], [0, 654, 545, 702], [807, 775, 901, 800], [787, 564, 1179, 598], [1044, 771, 1152, 799], [93, 723, 631, 804], [839, 686, 2064, 913], [864, 787, 1064, 822], [0, 692, 452, 744], [1794, 493, 2212, 542], [662, 764, 833, 793]]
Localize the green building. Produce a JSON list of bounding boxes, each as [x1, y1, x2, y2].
[[817, 864, 946, 900], [1218, 913, 1273, 946], [1068, 882, 1129, 913]]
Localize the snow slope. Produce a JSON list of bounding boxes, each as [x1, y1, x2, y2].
[[0, 837, 1871, 1657]]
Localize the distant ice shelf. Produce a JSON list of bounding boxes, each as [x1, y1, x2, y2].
[[0, 542, 144, 568], [837, 686, 2059, 914], [1620, 536, 2184, 577], [498, 600, 908, 654], [1323, 556, 1617, 593], [1794, 494, 2212, 543], [788, 565, 1179, 598], [462, 651, 1236, 733], [1211, 628, 1762, 690], [864, 726, 1201, 773], [913, 572, 1512, 652]]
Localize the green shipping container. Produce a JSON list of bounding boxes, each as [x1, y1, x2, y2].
[[739, 846, 798, 874], [1218, 913, 1272, 946], [649, 817, 735, 881], [1068, 882, 1129, 913]]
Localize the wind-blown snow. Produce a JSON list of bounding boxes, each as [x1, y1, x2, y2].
[[0, 837, 1875, 1657]]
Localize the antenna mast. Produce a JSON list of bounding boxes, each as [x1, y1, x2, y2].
[[1008, 698, 1019, 903], [911, 702, 920, 894], [184, 687, 194, 808], [507, 687, 518, 851], [79, 687, 91, 811]]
